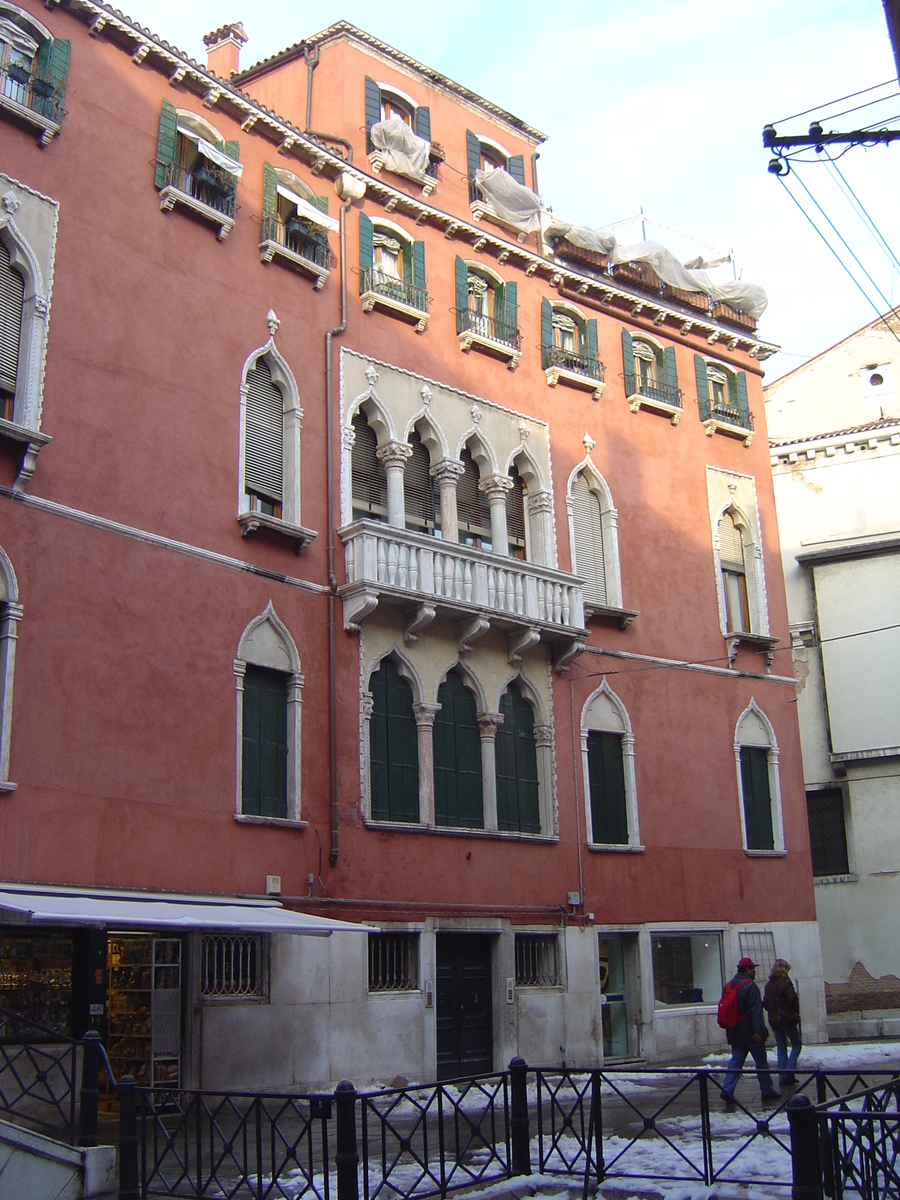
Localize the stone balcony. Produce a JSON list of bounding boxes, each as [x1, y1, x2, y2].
[[339, 519, 587, 671]]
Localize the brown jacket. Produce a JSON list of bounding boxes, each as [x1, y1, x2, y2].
[[764, 975, 800, 1028]]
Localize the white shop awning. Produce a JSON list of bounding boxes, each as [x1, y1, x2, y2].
[[175, 121, 244, 178], [0, 885, 372, 936]]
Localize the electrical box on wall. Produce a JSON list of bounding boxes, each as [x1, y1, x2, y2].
[[506, 977, 514, 1004], [424, 979, 433, 1008]]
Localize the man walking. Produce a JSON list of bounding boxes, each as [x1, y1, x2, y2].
[[720, 957, 781, 1107]]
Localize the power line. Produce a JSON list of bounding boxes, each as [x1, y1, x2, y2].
[[822, 152, 900, 277], [774, 79, 898, 125], [822, 90, 900, 124]]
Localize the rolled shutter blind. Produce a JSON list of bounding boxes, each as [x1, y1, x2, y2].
[[571, 473, 606, 605], [244, 358, 283, 504], [507, 465, 526, 549], [457, 447, 491, 538], [351, 412, 387, 517], [0, 242, 24, 396], [718, 511, 744, 569], [405, 430, 435, 531]]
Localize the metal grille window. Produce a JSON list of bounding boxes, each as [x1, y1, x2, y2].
[[739, 931, 777, 982], [368, 933, 419, 992], [515, 933, 560, 987], [200, 934, 265, 998], [807, 788, 850, 877]]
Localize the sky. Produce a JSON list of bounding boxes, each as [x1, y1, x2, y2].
[[115, 1, 900, 384]]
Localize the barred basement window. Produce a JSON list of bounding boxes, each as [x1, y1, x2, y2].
[[369, 933, 419, 992], [200, 934, 265, 998], [515, 933, 560, 987], [807, 788, 850, 877], [739, 931, 776, 982]]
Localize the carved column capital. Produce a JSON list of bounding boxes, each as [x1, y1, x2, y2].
[[479, 473, 513, 502], [430, 457, 464, 485], [476, 711, 505, 741], [413, 702, 441, 728], [376, 440, 414, 470], [342, 425, 357, 451], [528, 490, 554, 515], [4, 602, 23, 623], [361, 691, 375, 719], [533, 723, 554, 749]]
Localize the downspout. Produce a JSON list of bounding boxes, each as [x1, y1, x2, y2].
[[303, 43, 354, 164], [326, 172, 366, 867]]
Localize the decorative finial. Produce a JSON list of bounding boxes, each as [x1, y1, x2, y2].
[[421, 383, 433, 406], [518, 421, 530, 443], [470, 402, 482, 424], [366, 363, 379, 386], [2, 191, 20, 215], [266, 309, 280, 336], [583, 432, 596, 455]]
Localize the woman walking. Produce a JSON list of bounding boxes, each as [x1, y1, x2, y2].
[[764, 959, 801, 1086]]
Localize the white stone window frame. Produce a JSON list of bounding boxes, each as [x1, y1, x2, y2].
[[494, 669, 557, 840], [706, 469, 770, 641], [159, 108, 240, 240], [503, 441, 554, 568], [734, 699, 785, 856], [0, 543, 21, 792], [566, 458, 623, 611], [376, 83, 419, 125], [237, 321, 309, 547], [580, 679, 641, 852], [234, 603, 304, 827], [0, 186, 53, 489], [474, 133, 512, 169]]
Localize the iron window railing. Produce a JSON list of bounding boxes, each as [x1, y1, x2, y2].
[[161, 161, 236, 218], [361, 267, 429, 313], [260, 215, 329, 268], [457, 306, 521, 351], [624, 371, 683, 408], [542, 345, 604, 381], [699, 396, 754, 431], [368, 933, 419, 992], [200, 934, 264, 998], [0, 62, 62, 124], [515, 934, 560, 987]]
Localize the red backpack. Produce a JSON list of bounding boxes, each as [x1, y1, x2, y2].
[[717, 979, 751, 1029]]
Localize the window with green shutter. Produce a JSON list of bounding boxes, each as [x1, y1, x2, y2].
[[571, 472, 607, 607], [242, 667, 288, 819], [1, 26, 70, 129], [0, 240, 24, 422], [495, 685, 540, 834], [587, 731, 628, 845], [244, 358, 283, 517], [740, 747, 775, 851], [369, 660, 419, 823], [434, 671, 483, 829]]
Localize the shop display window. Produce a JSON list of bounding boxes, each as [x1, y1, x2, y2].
[[0, 936, 73, 1038]]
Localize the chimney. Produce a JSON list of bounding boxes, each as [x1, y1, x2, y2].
[[202, 22, 248, 78]]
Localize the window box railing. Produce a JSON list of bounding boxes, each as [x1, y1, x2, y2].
[[360, 267, 429, 331], [339, 519, 586, 670], [542, 346, 605, 399], [699, 397, 754, 445], [158, 161, 236, 239], [457, 307, 522, 369], [259, 215, 330, 287], [0, 62, 63, 140], [623, 372, 683, 424]]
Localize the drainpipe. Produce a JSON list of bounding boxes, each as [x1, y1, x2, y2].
[[326, 172, 367, 867], [303, 43, 354, 164]]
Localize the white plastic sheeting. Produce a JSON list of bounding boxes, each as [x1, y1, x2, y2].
[[176, 119, 244, 177], [369, 116, 431, 182], [545, 219, 768, 320], [474, 167, 542, 234]]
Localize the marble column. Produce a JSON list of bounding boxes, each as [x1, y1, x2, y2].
[[479, 474, 513, 556], [476, 711, 504, 831], [413, 702, 441, 826], [377, 440, 413, 528]]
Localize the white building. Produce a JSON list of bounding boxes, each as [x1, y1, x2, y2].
[[766, 312, 900, 1037]]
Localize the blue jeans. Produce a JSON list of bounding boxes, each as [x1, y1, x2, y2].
[[722, 1038, 777, 1097], [772, 1024, 802, 1076]]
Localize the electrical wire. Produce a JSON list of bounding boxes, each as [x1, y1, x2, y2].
[[813, 90, 900, 125], [822, 152, 900, 277], [773, 79, 897, 125]]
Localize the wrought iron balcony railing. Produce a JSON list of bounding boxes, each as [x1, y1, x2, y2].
[[457, 306, 521, 352], [0, 62, 62, 125], [161, 161, 236, 218], [624, 372, 683, 408], [699, 397, 754, 431], [542, 346, 604, 382], [361, 268, 428, 314], [260, 216, 329, 269]]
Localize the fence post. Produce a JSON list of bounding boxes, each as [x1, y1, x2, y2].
[[118, 1075, 139, 1200], [787, 1094, 823, 1200], [335, 1080, 359, 1200], [590, 1069, 604, 1186], [78, 1030, 100, 1147], [509, 1057, 531, 1176]]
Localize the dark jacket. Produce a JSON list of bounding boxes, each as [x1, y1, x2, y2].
[[764, 975, 800, 1028], [725, 971, 767, 1047]]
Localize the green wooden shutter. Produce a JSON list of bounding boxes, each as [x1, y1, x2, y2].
[[369, 661, 419, 822], [369, 666, 391, 821], [244, 358, 283, 505], [0, 242, 24, 395], [35, 38, 71, 112], [571, 472, 606, 606], [587, 731, 627, 844], [412, 241, 426, 289], [505, 280, 518, 336], [402, 241, 413, 285], [694, 354, 710, 399], [507, 155, 526, 185], [242, 667, 287, 820], [455, 256, 468, 332], [622, 328, 635, 394], [154, 98, 178, 189], [434, 673, 483, 829], [736, 371, 750, 425], [740, 747, 774, 851], [541, 297, 552, 360], [466, 129, 481, 181], [415, 106, 431, 141], [359, 212, 373, 295], [365, 76, 381, 133], [314, 195, 329, 215], [584, 319, 599, 364], [663, 346, 678, 391], [262, 162, 278, 220], [496, 686, 539, 833], [224, 139, 240, 162]]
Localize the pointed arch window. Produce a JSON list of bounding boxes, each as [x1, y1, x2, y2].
[[495, 684, 540, 834], [244, 359, 283, 518], [0, 544, 21, 792], [457, 446, 492, 550], [506, 464, 527, 560], [369, 660, 419, 823], [581, 683, 640, 850], [718, 511, 750, 633], [433, 671, 483, 829], [404, 429, 439, 536], [571, 472, 607, 607], [351, 411, 388, 522], [734, 703, 784, 854], [0, 239, 23, 423]]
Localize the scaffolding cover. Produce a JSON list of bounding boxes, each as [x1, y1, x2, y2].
[[545, 220, 768, 320], [370, 116, 431, 182], [474, 167, 542, 234]]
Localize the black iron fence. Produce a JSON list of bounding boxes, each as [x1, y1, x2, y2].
[[118, 1061, 900, 1200], [699, 395, 754, 431], [361, 268, 429, 314], [623, 371, 683, 408], [0, 62, 63, 124], [261, 216, 330, 269], [541, 346, 604, 382], [160, 161, 236, 218]]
